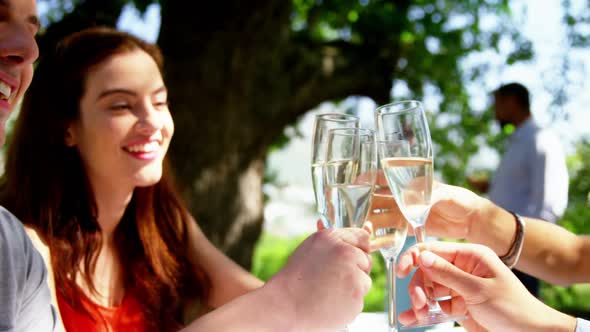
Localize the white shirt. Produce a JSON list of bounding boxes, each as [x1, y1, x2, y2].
[[489, 118, 569, 223], [577, 318, 590, 332]]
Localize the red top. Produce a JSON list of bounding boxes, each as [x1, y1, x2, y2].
[[57, 287, 148, 332]]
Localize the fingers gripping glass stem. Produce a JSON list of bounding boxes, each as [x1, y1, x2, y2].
[[415, 225, 439, 310]]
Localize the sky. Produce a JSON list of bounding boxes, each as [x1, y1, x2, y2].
[[117, 4, 161, 43], [114, 0, 590, 235]]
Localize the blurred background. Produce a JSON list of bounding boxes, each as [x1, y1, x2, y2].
[[20, 0, 590, 318]]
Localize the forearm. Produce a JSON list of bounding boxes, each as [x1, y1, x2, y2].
[[181, 281, 294, 332], [527, 302, 577, 332], [206, 267, 264, 308], [517, 218, 589, 286], [467, 201, 590, 285]]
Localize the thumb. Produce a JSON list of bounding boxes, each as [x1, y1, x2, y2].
[[419, 250, 482, 297]]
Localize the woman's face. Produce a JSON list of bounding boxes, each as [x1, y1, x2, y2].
[[67, 49, 174, 190]]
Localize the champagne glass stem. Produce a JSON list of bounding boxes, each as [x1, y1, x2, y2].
[[386, 257, 397, 332], [414, 224, 441, 311]]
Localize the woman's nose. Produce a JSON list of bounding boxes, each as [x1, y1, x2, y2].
[[135, 103, 163, 134]]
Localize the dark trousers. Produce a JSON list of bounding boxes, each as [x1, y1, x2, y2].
[[513, 269, 539, 297]]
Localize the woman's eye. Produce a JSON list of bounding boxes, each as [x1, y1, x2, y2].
[[154, 101, 169, 109], [109, 103, 131, 111]]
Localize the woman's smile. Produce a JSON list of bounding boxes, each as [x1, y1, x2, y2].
[[122, 139, 162, 161]]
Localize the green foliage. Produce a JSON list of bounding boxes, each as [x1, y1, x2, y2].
[[566, 141, 590, 202], [541, 283, 590, 319], [562, 0, 590, 48], [251, 234, 388, 312], [557, 140, 590, 235], [290, 0, 536, 186], [559, 202, 590, 236], [251, 234, 306, 281], [364, 252, 387, 312]]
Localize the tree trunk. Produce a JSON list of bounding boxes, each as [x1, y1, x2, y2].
[[158, 1, 290, 268], [158, 1, 397, 268]]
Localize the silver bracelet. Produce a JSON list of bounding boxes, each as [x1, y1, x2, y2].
[[499, 212, 526, 269]]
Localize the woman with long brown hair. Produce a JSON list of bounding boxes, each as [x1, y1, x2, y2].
[[0, 26, 264, 331]]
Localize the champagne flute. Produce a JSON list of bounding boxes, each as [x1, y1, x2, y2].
[[324, 128, 377, 229], [311, 113, 359, 228], [375, 100, 463, 328], [324, 128, 376, 332], [368, 169, 408, 332]]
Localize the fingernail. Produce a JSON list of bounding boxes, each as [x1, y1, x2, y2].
[[398, 253, 411, 269], [420, 251, 436, 268]]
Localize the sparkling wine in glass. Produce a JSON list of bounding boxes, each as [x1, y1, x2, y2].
[[311, 114, 359, 228], [376, 100, 463, 328], [324, 128, 377, 229]]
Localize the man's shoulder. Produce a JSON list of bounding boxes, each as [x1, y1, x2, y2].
[[535, 125, 558, 138], [0, 205, 34, 276], [0, 205, 27, 248], [0, 205, 58, 332], [533, 126, 564, 152], [516, 120, 561, 150]]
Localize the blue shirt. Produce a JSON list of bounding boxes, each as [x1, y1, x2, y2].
[[489, 119, 569, 222]]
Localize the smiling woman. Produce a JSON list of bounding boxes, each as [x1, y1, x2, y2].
[[0, 27, 264, 332]]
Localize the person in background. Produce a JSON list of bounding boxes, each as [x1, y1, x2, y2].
[[1, 26, 372, 331], [0, 0, 60, 330], [469, 82, 569, 296]]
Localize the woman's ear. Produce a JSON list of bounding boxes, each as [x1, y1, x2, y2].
[[64, 126, 76, 147]]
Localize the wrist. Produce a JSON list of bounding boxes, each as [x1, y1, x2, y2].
[[534, 306, 577, 332], [498, 212, 525, 268], [516, 296, 577, 332], [465, 196, 493, 243], [503, 296, 576, 332], [467, 197, 515, 256], [258, 278, 297, 332]]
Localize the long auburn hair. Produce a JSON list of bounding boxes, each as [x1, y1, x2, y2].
[[0, 27, 210, 330]]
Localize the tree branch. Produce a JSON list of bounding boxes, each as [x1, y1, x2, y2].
[[274, 0, 413, 127]]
